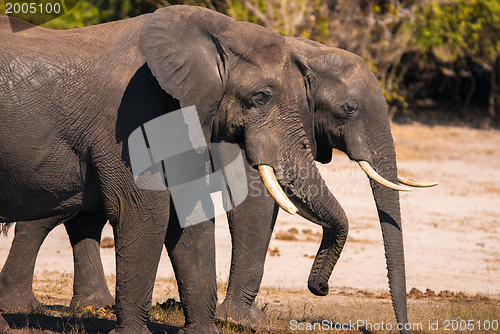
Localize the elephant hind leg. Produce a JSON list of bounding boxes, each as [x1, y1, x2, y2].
[[64, 211, 115, 309], [0, 216, 68, 312]]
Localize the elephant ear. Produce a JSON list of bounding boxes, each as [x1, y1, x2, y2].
[[140, 6, 230, 140], [287, 37, 333, 164]]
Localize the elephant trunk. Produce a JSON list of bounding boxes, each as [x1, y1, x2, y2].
[[307, 225, 347, 296], [247, 106, 348, 297], [271, 150, 348, 297], [368, 136, 409, 333]]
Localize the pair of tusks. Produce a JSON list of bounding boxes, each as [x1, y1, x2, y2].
[[258, 162, 438, 216], [357, 161, 439, 191]]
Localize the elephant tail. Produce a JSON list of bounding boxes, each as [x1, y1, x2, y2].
[[0, 223, 14, 236]]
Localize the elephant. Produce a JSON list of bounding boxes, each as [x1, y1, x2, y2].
[[0, 5, 351, 334]]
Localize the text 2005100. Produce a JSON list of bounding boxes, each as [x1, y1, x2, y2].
[[5, 2, 61, 14], [443, 319, 498, 331]]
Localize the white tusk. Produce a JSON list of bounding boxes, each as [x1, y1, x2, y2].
[[398, 176, 438, 188], [258, 165, 298, 215], [358, 161, 413, 192]]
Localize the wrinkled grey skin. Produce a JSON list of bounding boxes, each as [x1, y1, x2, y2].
[[0, 6, 349, 334]]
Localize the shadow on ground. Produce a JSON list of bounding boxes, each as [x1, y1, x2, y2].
[[2, 306, 179, 334]]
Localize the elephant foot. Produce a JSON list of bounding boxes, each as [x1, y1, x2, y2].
[[70, 290, 115, 309], [177, 323, 219, 334], [0, 289, 43, 313], [215, 299, 268, 330], [0, 315, 9, 333]]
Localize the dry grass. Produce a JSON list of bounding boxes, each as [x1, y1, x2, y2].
[[255, 287, 500, 334], [8, 296, 497, 334], [275, 231, 298, 241], [391, 123, 500, 162], [485, 186, 500, 195], [346, 236, 382, 245], [99, 237, 114, 249], [268, 247, 281, 257], [4, 272, 497, 334], [274, 228, 322, 242]]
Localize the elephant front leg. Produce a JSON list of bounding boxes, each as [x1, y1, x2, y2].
[[94, 152, 171, 333], [165, 207, 219, 334], [216, 163, 278, 329], [107, 200, 168, 334], [0, 216, 69, 312], [64, 211, 115, 309]]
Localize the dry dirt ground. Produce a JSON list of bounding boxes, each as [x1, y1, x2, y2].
[[1, 122, 499, 333]]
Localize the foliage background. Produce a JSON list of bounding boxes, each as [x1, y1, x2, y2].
[[1, 0, 499, 126]]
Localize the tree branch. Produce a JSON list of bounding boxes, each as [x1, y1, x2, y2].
[[242, 0, 271, 28]]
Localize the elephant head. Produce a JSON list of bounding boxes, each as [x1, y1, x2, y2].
[[139, 5, 349, 279], [286, 37, 437, 332]]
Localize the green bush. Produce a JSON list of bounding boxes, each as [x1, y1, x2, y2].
[[42, 1, 100, 29], [2, 0, 499, 122], [413, 0, 500, 64]]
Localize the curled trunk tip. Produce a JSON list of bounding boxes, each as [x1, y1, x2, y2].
[[308, 280, 329, 296]]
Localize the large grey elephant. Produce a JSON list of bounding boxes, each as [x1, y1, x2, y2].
[[0, 5, 351, 334]]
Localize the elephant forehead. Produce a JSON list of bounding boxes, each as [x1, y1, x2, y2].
[[229, 20, 286, 52], [228, 43, 288, 71], [231, 71, 281, 95], [229, 60, 284, 89], [320, 68, 370, 96]]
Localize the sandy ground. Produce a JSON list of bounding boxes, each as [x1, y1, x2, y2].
[[1, 122, 499, 301]]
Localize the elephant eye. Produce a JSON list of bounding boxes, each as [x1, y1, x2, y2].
[[251, 90, 272, 106], [342, 102, 358, 116]]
